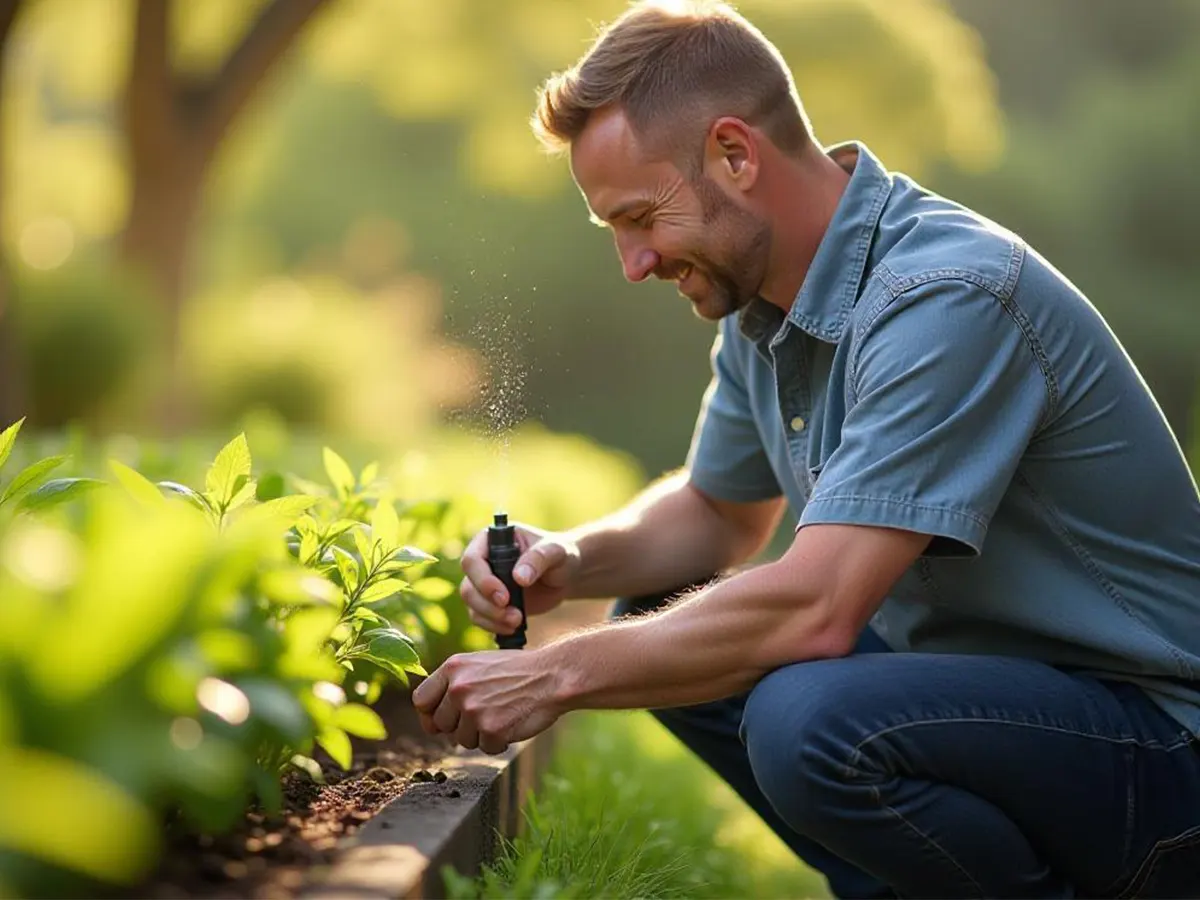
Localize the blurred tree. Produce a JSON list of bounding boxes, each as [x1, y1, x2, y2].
[[2, 0, 335, 432], [205, 0, 1005, 474], [3, 0, 1002, 456], [121, 0, 333, 431], [305, 0, 1003, 192]]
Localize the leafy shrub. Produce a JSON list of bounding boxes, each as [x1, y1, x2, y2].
[[0, 420, 451, 896], [10, 265, 154, 428]]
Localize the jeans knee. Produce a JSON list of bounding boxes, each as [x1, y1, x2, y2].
[[741, 662, 867, 831]]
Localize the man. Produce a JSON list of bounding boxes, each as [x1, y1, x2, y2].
[[413, 1, 1200, 896]]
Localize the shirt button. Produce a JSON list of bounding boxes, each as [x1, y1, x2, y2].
[[789, 416, 806, 433]]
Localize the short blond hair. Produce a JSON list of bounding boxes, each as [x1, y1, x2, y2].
[[532, 0, 811, 169]]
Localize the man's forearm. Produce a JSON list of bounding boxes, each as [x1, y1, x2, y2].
[[541, 558, 848, 711], [563, 470, 760, 600]]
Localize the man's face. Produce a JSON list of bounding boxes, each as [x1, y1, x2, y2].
[[570, 107, 771, 322]]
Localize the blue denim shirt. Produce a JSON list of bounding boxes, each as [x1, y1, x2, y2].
[[687, 142, 1200, 735]]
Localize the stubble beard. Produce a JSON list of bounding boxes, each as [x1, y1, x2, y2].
[[688, 176, 771, 322]]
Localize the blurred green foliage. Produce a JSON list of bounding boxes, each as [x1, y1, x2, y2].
[[9, 264, 156, 429], [2, 0, 1004, 477], [0, 413, 642, 895], [0, 423, 478, 896]]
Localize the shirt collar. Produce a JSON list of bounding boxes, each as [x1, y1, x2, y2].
[[738, 141, 893, 344]]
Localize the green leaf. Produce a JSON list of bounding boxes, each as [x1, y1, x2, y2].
[[260, 569, 343, 607], [333, 703, 386, 740], [256, 471, 285, 501], [282, 607, 340, 656], [107, 459, 166, 508], [351, 606, 388, 627], [0, 747, 159, 884], [300, 530, 319, 565], [0, 417, 24, 475], [353, 525, 375, 568], [158, 481, 211, 512], [0, 455, 67, 508], [332, 545, 360, 594], [350, 627, 424, 681], [393, 545, 437, 564], [226, 477, 258, 514], [236, 494, 317, 531], [290, 754, 326, 785], [359, 578, 407, 604], [16, 477, 105, 513], [323, 447, 356, 498], [325, 518, 359, 541], [371, 499, 400, 551], [30, 504, 209, 702], [317, 727, 353, 770], [205, 434, 252, 506], [360, 461, 379, 486], [262, 495, 318, 519], [240, 679, 313, 743], [252, 766, 284, 814]]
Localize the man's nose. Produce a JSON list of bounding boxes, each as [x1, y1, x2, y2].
[[616, 234, 659, 283]]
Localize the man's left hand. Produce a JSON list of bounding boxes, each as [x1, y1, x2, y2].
[[411, 649, 565, 754]]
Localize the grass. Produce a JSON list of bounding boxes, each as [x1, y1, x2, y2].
[[443, 710, 831, 899]]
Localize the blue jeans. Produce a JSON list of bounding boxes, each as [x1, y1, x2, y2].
[[611, 591, 1200, 898]]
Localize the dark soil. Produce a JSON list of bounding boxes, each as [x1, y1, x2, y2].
[[135, 696, 453, 899]]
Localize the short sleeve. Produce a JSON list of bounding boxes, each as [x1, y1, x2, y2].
[[686, 321, 781, 503], [799, 280, 1050, 555]]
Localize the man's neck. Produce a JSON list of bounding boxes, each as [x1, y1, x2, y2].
[[757, 143, 852, 314]]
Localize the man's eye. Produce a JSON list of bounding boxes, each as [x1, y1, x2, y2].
[[629, 212, 651, 228]]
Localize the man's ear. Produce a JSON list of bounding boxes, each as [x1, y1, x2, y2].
[[705, 117, 759, 192]]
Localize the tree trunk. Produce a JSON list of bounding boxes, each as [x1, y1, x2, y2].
[[0, 0, 27, 427], [120, 0, 333, 435]]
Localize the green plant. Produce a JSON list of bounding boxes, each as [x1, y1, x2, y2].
[[0, 418, 104, 518], [0, 425, 442, 896]]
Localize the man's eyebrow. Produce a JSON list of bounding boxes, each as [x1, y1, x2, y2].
[[589, 199, 650, 228]]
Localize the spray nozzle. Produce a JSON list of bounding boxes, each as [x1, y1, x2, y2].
[[488, 511, 526, 650]]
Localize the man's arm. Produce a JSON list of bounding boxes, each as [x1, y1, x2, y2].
[[562, 469, 786, 601], [413, 521, 928, 752], [546, 523, 929, 710]]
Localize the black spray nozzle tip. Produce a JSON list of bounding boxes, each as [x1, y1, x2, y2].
[[493, 512, 508, 528]]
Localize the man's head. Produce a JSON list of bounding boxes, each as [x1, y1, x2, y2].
[[532, 0, 817, 321]]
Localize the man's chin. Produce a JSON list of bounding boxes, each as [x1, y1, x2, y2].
[[686, 296, 734, 322], [683, 288, 743, 322]]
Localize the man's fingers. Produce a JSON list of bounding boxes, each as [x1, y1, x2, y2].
[[418, 710, 438, 735], [461, 578, 521, 634], [460, 549, 509, 606], [514, 542, 563, 587], [432, 695, 461, 734], [412, 669, 447, 713], [454, 720, 480, 751], [468, 608, 521, 635], [479, 733, 509, 755]]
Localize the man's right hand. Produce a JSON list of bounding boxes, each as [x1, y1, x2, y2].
[[458, 521, 582, 636]]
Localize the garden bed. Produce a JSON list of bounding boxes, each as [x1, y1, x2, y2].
[[130, 692, 553, 900]]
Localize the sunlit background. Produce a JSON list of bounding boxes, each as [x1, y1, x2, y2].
[[2, 0, 1194, 487], [0, 1, 1198, 896]]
